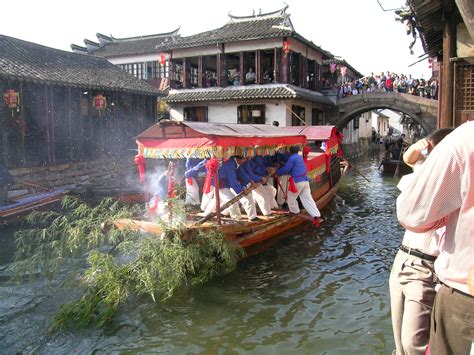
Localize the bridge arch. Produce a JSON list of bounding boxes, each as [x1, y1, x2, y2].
[[329, 92, 438, 133]]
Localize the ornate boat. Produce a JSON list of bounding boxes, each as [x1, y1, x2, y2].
[[115, 121, 348, 255]]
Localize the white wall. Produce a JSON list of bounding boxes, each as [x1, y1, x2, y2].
[[265, 103, 286, 126], [170, 107, 184, 121], [208, 104, 238, 123], [358, 112, 372, 138], [168, 100, 332, 127], [169, 101, 287, 125]]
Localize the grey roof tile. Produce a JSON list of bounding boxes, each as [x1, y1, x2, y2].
[[165, 84, 334, 105], [0, 35, 163, 95], [89, 14, 331, 59]]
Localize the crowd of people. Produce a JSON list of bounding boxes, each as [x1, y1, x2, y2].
[[329, 72, 439, 99]]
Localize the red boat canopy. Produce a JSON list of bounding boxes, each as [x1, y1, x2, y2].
[[281, 125, 339, 141], [136, 121, 306, 159], [282, 125, 343, 156]]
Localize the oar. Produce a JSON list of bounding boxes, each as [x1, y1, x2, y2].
[[394, 146, 406, 178], [343, 158, 370, 183], [195, 178, 268, 225]]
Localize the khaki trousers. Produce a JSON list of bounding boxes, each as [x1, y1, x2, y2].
[[389, 250, 437, 355], [429, 284, 474, 355]]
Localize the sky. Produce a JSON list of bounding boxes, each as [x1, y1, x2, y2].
[[1, 0, 432, 79]]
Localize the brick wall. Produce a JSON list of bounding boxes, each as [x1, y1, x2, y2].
[[9, 158, 141, 194]]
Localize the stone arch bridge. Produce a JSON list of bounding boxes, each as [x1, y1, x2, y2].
[[328, 92, 438, 133]]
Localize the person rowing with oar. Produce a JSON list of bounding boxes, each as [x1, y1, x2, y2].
[[270, 145, 323, 227], [201, 155, 259, 222]]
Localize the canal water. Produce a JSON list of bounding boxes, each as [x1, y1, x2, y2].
[[0, 153, 404, 354]]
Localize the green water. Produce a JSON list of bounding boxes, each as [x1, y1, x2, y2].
[[0, 154, 403, 354]]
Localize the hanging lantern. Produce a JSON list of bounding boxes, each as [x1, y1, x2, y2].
[[283, 40, 291, 55], [329, 63, 337, 74], [340, 66, 348, 77], [93, 94, 106, 116], [158, 53, 170, 65], [160, 53, 166, 65], [4, 89, 20, 116]]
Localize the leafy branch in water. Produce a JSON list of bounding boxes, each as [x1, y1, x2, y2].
[[11, 196, 244, 331], [11, 196, 141, 280]]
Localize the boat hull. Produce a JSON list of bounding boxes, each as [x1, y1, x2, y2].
[[0, 188, 68, 224], [380, 158, 412, 175], [115, 163, 347, 254]]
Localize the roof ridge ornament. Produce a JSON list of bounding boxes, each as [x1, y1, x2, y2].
[[228, 4, 290, 22], [109, 27, 181, 42]]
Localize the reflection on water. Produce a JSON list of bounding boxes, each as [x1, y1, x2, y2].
[[0, 154, 404, 354]]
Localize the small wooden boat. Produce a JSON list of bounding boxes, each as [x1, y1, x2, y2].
[[115, 121, 347, 255], [0, 186, 68, 224], [379, 157, 412, 175]]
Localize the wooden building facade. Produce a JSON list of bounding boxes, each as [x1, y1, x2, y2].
[[408, 0, 474, 128], [1, 35, 161, 170]]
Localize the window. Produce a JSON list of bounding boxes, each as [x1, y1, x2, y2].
[[184, 107, 208, 122], [119, 63, 145, 79], [153, 60, 169, 79], [237, 105, 266, 124], [311, 108, 323, 125], [291, 105, 305, 126], [190, 66, 198, 86], [353, 117, 359, 129], [171, 62, 183, 83]]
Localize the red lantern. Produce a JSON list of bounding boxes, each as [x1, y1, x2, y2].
[[160, 53, 166, 65], [4, 89, 20, 116], [3, 89, 19, 109], [93, 94, 106, 116], [283, 40, 291, 55]]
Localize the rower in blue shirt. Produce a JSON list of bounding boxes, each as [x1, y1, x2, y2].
[[184, 158, 207, 205], [241, 159, 276, 215], [276, 146, 322, 225], [203, 156, 257, 221]]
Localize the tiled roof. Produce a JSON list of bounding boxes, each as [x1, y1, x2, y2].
[[158, 15, 295, 50], [0, 35, 162, 95], [406, 0, 446, 57], [165, 84, 334, 105], [89, 13, 331, 59], [89, 29, 181, 58]]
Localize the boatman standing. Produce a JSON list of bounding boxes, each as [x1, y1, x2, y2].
[[239, 159, 272, 216], [203, 155, 258, 221], [184, 158, 207, 205], [274, 146, 323, 226]]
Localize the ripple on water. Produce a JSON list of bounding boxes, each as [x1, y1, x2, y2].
[[0, 155, 401, 354]]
